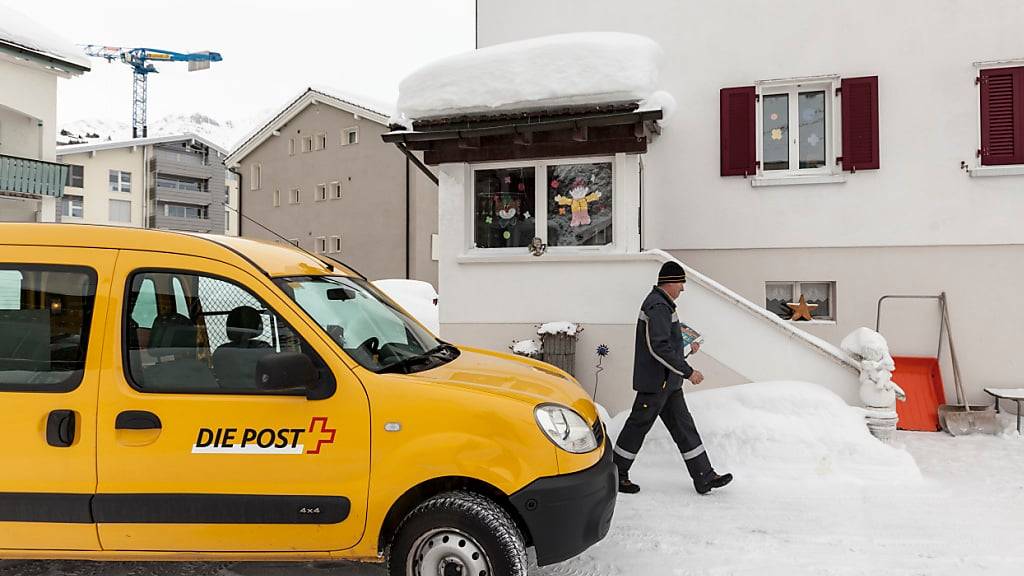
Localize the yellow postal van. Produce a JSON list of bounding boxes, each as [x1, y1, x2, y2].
[[0, 224, 615, 576]]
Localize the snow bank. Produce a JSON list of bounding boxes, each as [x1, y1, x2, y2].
[[537, 321, 580, 336], [371, 279, 439, 334], [607, 381, 921, 484], [0, 5, 90, 69], [396, 32, 663, 121]]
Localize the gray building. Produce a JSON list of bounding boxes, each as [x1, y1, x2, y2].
[[226, 87, 438, 284], [57, 134, 231, 234]]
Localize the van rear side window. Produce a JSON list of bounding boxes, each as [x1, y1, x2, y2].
[[124, 270, 333, 395], [0, 265, 97, 392]]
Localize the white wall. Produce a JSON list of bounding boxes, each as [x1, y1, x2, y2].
[[57, 147, 146, 227], [0, 58, 57, 161], [478, 0, 1024, 251]]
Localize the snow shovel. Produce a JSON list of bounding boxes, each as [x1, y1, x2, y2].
[[935, 294, 998, 436]]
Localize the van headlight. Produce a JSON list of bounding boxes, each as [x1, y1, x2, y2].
[[534, 404, 598, 454]]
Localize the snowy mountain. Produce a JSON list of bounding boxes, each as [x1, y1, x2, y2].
[[57, 111, 268, 151]]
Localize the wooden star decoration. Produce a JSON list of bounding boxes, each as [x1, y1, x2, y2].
[[786, 294, 819, 321]]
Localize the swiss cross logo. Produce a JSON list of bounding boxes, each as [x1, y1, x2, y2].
[[306, 416, 336, 455]]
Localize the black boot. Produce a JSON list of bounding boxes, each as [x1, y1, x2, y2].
[[618, 476, 641, 494], [694, 471, 732, 495]]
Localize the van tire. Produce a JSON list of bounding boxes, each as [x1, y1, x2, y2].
[[385, 490, 528, 576]]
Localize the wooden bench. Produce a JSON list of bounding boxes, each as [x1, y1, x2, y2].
[[983, 388, 1024, 433]]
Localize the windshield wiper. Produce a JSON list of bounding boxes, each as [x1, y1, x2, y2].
[[378, 342, 459, 375]]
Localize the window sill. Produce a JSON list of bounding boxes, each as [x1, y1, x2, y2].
[[780, 319, 836, 325], [968, 164, 1024, 178], [750, 173, 846, 187], [456, 249, 642, 264]]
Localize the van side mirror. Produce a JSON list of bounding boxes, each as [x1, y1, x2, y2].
[[255, 352, 317, 394]]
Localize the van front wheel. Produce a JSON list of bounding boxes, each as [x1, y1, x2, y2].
[[386, 491, 528, 576]]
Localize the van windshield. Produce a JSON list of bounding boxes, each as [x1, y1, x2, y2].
[[275, 276, 455, 374]]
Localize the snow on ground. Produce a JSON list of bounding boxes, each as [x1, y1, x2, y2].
[[396, 32, 663, 121], [5, 384, 1021, 576]]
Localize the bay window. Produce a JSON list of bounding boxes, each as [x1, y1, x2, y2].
[[471, 158, 615, 251]]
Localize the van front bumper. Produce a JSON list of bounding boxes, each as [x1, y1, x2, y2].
[[509, 442, 617, 566]]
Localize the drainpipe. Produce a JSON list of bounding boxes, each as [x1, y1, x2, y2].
[[228, 166, 243, 236], [406, 157, 411, 279]]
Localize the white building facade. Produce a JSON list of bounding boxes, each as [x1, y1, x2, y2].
[[416, 0, 1024, 411]]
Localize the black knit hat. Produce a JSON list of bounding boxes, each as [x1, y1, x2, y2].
[[658, 261, 686, 284]]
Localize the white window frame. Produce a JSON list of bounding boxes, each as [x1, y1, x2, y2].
[[302, 136, 313, 153], [288, 138, 295, 156], [764, 280, 836, 322], [753, 75, 843, 185], [466, 156, 617, 256], [289, 188, 300, 204], [315, 183, 327, 202], [62, 194, 84, 219], [250, 163, 262, 190], [287, 238, 299, 247], [315, 133, 327, 151], [969, 58, 1024, 177], [272, 189, 281, 207], [330, 235, 342, 253], [342, 127, 359, 145], [329, 181, 342, 199], [315, 236, 327, 253], [67, 164, 84, 188], [109, 170, 132, 193]]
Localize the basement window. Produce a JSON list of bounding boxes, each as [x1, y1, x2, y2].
[[765, 281, 835, 321]]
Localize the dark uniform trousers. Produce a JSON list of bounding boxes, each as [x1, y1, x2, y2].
[[613, 385, 712, 480]]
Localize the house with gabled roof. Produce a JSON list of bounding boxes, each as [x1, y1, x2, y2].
[[226, 86, 438, 285], [0, 5, 89, 223]]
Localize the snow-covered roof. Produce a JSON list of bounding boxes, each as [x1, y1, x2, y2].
[[57, 133, 228, 157], [226, 86, 394, 166], [396, 32, 664, 122], [0, 5, 90, 73]]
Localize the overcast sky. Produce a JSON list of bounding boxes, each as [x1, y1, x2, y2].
[[1, 0, 475, 124]]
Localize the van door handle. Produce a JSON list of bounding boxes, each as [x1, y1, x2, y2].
[[115, 410, 162, 430], [46, 410, 76, 447]]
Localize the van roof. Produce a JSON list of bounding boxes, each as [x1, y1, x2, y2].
[[0, 224, 359, 279]]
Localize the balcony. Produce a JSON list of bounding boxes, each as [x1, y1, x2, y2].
[[0, 154, 68, 198]]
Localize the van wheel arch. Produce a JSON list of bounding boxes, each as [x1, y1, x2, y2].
[[377, 476, 532, 555]]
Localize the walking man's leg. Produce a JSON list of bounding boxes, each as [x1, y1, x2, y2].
[[659, 389, 733, 494], [613, 391, 664, 493]]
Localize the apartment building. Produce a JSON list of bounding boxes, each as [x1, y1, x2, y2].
[[56, 134, 233, 234], [227, 86, 437, 284], [0, 5, 89, 222]]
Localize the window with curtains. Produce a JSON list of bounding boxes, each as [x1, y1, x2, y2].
[[765, 281, 835, 321]]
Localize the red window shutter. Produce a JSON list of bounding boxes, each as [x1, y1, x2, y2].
[[840, 76, 879, 171], [720, 86, 756, 176], [980, 67, 1024, 166]]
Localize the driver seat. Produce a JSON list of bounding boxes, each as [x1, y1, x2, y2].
[[212, 306, 271, 390]]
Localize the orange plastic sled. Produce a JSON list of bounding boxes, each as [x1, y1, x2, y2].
[[893, 356, 946, 431]]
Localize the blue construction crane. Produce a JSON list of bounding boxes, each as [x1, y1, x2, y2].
[[81, 46, 223, 138]]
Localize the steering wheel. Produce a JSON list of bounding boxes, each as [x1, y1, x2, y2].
[[356, 336, 380, 356]]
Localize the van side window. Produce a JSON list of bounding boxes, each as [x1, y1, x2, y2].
[[124, 271, 331, 395], [0, 265, 97, 392]]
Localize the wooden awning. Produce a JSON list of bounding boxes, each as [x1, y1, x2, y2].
[[382, 104, 663, 165]]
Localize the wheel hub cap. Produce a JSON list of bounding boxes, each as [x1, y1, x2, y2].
[[410, 528, 490, 576]]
